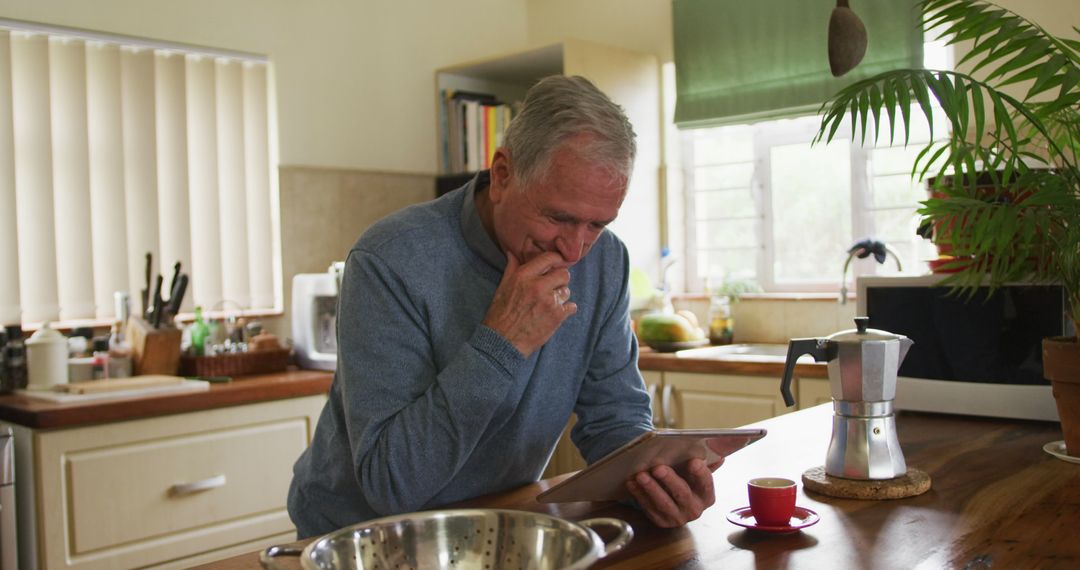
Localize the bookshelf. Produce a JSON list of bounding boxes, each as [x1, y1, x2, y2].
[[434, 39, 662, 277]]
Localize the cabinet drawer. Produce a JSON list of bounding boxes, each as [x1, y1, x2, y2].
[[34, 395, 325, 569], [67, 418, 307, 553]]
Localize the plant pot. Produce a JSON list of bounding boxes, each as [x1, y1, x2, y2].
[[926, 170, 1050, 263], [1043, 336, 1080, 455]]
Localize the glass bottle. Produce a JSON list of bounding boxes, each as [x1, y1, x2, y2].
[[190, 306, 210, 356], [91, 336, 111, 380], [108, 321, 133, 378], [708, 294, 734, 345]]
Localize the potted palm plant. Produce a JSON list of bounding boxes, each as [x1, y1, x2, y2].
[[815, 0, 1079, 451]]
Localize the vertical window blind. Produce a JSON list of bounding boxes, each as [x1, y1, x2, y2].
[[0, 20, 278, 327]]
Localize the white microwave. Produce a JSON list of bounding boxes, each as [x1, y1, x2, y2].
[[858, 274, 1072, 421], [291, 262, 344, 371]]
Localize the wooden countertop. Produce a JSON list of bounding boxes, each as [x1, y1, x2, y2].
[[638, 347, 829, 378], [0, 369, 333, 429], [0, 349, 817, 431], [198, 404, 1075, 569]]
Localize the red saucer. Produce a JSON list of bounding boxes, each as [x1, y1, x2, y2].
[[726, 506, 820, 533]]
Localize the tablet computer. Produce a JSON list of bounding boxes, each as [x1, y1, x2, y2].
[[536, 428, 767, 503]]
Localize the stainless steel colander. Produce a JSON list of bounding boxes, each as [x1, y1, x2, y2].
[[261, 508, 633, 570]]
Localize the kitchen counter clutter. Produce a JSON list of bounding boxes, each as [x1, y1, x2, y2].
[[0, 369, 332, 569], [0, 368, 331, 429], [200, 403, 1076, 570]]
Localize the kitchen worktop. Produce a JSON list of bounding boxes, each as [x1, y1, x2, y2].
[[198, 404, 1076, 569], [0, 348, 816, 430], [638, 345, 829, 378], [0, 369, 333, 429]]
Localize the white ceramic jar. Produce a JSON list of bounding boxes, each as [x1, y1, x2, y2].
[[26, 323, 69, 390]]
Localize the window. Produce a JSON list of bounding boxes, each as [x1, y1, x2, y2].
[[0, 19, 279, 327], [679, 39, 951, 292]]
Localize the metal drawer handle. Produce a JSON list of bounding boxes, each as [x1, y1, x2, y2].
[[170, 474, 226, 496], [647, 383, 660, 425], [662, 384, 676, 428]]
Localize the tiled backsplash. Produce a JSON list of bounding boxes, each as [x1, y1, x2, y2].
[[267, 166, 434, 339], [674, 296, 858, 344]]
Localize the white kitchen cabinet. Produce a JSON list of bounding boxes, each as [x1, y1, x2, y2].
[[659, 372, 792, 429], [14, 395, 325, 570], [649, 370, 829, 429], [798, 377, 833, 410]]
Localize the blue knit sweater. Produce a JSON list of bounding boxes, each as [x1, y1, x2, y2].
[[287, 173, 653, 538]]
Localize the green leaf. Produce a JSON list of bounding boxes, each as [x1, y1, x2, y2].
[[926, 73, 958, 132], [869, 84, 883, 145], [897, 78, 913, 146], [917, 143, 951, 182], [989, 91, 1018, 150], [1056, 67, 1079, 102], [849, 100, 860, 141], [912, 75, 935, 140], [883, 78, 898, 146], [964, 21, 1027, 71], [970, 30, 1035, 76], [985, 38, 1053, 84], [1027, 55, 1066, 101], [970, 82, 985, 145], [955, 77, 970, 141], [858, 92, 870, 144]]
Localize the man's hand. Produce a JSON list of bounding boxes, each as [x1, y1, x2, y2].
[[625, 457, 721, 527], [483, 251, 578, 356]]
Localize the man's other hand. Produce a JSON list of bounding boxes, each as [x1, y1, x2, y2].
[[483, 251, 578, 356], [625, 457, 721, 528]]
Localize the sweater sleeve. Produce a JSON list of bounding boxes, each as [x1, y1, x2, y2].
[[570, 241, 654, 464], [337, 248, 526, 516]]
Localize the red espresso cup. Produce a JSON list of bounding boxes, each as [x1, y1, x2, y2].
[[748, 477, 797, 526]]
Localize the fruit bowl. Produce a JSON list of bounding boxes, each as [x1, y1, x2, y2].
[[637, 312, 708, 352]]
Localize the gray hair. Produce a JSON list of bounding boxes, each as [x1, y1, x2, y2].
[[502, 75, 637, 189]]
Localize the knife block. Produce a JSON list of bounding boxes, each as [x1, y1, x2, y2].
[[127, 316, 182, 375]]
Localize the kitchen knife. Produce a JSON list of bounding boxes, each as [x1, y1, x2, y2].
[[168, 261, 181, 302], [165, 273, 188, 318], [150, 274, 164, 328], [141, 252, 152, 316]]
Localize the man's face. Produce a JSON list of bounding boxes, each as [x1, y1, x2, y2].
[[488, 136, 627, 268]]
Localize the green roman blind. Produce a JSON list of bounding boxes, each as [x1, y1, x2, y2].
[[674, 0, 923, 127]]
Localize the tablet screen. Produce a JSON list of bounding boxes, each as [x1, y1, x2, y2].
[[537, 428, 767, 503]]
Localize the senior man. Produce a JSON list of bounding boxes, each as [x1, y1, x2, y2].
[[288, 75, 717, 538]]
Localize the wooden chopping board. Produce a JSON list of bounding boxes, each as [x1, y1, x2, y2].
[[56, 375, 186, 394]]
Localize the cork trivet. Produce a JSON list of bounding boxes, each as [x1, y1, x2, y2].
[[802, 466, 931, 500]]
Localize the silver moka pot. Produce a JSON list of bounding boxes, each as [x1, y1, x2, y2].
[[780, 317, 913, 480]]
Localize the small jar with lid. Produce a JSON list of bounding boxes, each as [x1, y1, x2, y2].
[[26, 323, 69, 390], [708, 295, 734, 345]]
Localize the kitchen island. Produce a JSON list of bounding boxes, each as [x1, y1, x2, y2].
[[200, 403, 1077, 569]]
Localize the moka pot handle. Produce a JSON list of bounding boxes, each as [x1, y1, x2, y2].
[[780, 338, 831, 407]]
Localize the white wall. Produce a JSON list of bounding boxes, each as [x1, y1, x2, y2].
[[0, 0, 530, 173], [526, 0, 673, 63]]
